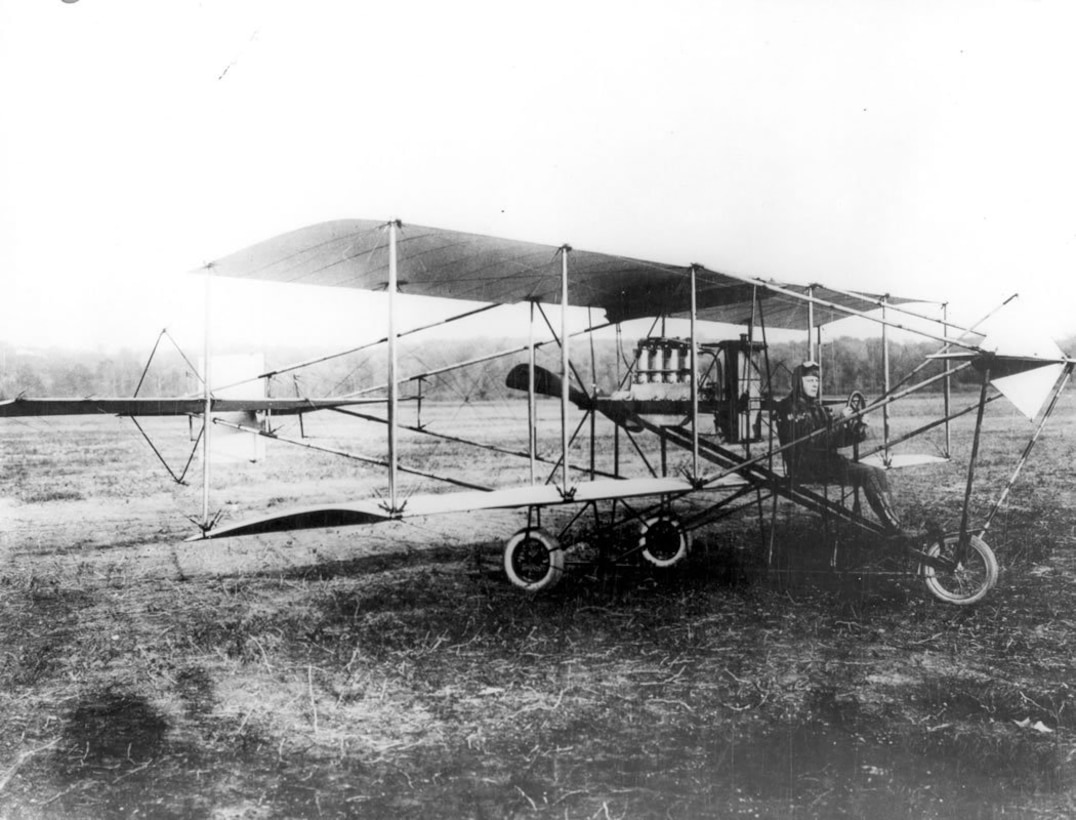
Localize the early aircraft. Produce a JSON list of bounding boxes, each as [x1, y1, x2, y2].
[[3, 218, 1072, 605]]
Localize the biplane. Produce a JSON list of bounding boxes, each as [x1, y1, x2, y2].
[[3, 218, 1072, 606]]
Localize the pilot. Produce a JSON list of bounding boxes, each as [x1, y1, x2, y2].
[[775, 360, 903, 534]]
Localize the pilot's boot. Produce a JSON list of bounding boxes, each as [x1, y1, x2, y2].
[[862, 472, 903, 535], [872, 490, 904, 535]]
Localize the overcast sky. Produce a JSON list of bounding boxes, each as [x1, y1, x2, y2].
[[3, 1, 1075, 355]]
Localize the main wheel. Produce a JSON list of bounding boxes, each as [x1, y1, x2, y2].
[[503, 528, 564, 591], [639, 515, 690, 568], [921, 534, 998, 605]]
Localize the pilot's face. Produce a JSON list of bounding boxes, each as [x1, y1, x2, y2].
[[801, 374, 820, 398]]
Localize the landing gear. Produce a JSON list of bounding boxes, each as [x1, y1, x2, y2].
[[501, 507, 691, 590], [639, 514, 690, 568], [503, 528, 564, 592], [921, 533, 998, 605]]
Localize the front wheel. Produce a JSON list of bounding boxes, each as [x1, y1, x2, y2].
[[639, 515, 690, 568], [504, 528, 564, 591], [921, 534, 998, 605]]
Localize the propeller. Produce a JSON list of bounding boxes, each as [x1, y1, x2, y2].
[[505, 364, 593, 409]]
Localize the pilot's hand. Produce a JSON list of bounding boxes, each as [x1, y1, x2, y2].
[[839, 405, 855, 419]]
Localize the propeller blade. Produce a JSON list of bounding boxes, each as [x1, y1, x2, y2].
[[505, 364, 592, 409]]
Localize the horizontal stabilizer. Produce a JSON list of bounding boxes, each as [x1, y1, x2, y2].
[[991, 364, 1067, 420], [937, 301, 1073, 419]]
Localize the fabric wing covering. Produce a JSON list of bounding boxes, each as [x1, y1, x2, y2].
[[204, 220, 920, 330]]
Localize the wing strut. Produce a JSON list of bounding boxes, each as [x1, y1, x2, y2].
[[130, 416, 202, 485], [213, 417, 492, 491], [387, 219, 401, 512], [201, 266, 213, 530], [689, 265, 700, 481], [742, 276, 973, 350], [559, 245, 571, 496], [134, 330, 167, 397], [331, 406, 623, 480], [958, 365, 991, 558], [881, 297, 891, 465], [529, 300, 537, 485], [943, 303, 952, 459], [754, 287, 781, 563]]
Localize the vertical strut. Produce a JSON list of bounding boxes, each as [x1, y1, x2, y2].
[[816, 325, 823, 387], [756, 288, 781, 567], [202, 266, 213, 530], [942, 303, 952, 459], [560, 245, 571, 495], [746, 287, 757, 459], [528, 300, 537, 485], [689, 265, 700, 481], [958, 365, 992, 556], [614, 322, 622, 478], [589, 307, 597, 481], [387, 220, 400, 511], [881, 297, 891, 465]]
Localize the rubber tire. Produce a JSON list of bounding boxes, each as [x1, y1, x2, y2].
[[639, 515, 690, 568], [922, 534, 998, 605], [503, 528, 564, 591]]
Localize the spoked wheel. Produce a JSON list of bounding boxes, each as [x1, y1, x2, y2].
[[503, 528, 564, 591], [921, 533, 998, 605], [846, 389, 867, 413], [639, 515, 690, 568]]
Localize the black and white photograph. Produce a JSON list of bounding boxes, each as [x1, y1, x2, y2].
[[3, 1, 1076, 817]]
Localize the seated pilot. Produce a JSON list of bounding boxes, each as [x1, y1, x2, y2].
[[774, 360, 903, 534]]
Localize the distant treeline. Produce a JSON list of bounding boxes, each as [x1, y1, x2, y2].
[[3, 333, 1073, 402]]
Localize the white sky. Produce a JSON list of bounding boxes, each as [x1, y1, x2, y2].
[[3, 0, 1076, 355]]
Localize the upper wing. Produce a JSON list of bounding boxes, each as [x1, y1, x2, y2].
[[0, 396, 380, 418], [689, 281, 916, 330], [202, 220, 922, 330]]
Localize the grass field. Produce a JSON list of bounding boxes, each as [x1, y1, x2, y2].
[[2, 392, 1076, 818]]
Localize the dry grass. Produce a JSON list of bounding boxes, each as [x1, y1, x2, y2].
[[1, 393, 1076, 817]]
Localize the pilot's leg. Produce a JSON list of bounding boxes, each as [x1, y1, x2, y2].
[[844, 462, 903, 534]]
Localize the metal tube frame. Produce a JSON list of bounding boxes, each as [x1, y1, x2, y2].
[[387, 220, 400, 512], [697, 360, 974, 491], [690, 265, 700, 481], [881, 298, 891, 465], [529, 300, 537, 485], [560, 245, 571, 496], [958, 365, 992, 558], [942, 303, 952, 459], [710, 271, 972, 350], [201, 266, 213, 530]]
